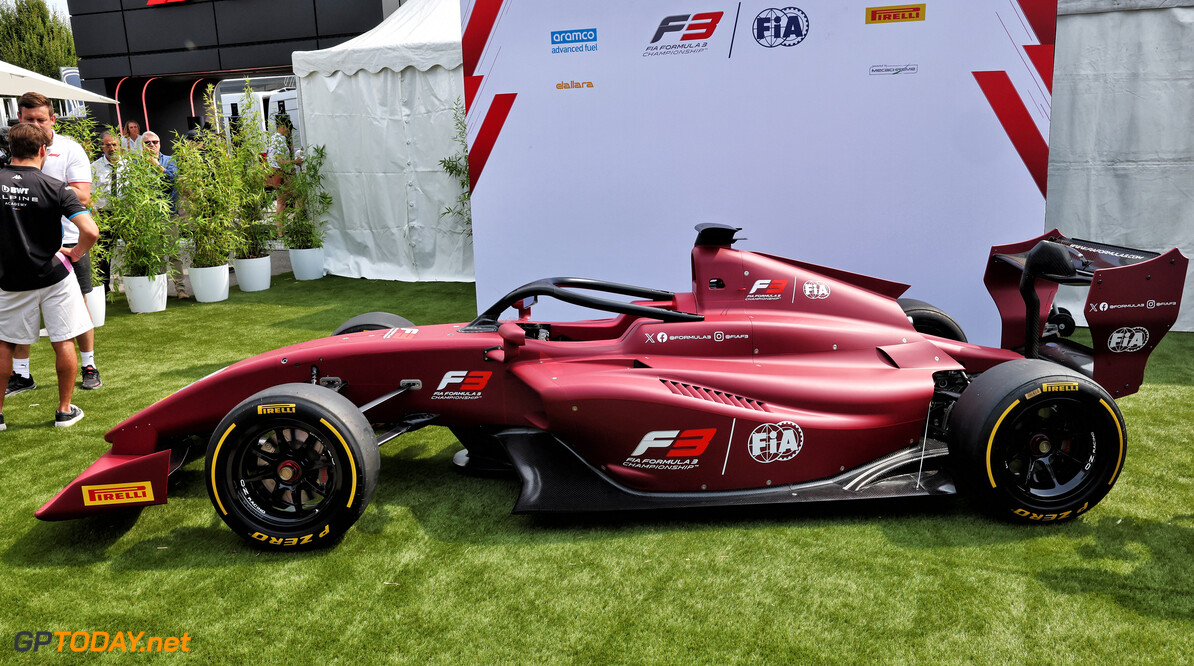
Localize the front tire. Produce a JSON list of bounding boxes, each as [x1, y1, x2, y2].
[[205, 383, 380, 549], [949, 360, 1126, 523]]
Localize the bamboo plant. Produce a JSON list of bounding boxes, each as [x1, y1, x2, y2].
[[230, 84, 276, 259], [104, 145, 177, 278], [173, 127, 241, 268], [279, 144, 332, 250]]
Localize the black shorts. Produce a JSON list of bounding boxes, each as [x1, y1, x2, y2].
[[62, 243, 93, 295]]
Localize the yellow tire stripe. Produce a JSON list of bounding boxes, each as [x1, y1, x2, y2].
[[321, 418, 358, 508], [986, 400, 1020, 488], [1100, 399, 1125, 485], [211, 423, 237, 516]]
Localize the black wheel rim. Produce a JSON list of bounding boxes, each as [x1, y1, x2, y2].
[[227, 421, 342, 530], [992, 397, 1115, 506]]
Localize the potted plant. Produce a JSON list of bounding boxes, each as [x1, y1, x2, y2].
[[174, 126, 241, 302], [106, 145, 177, 313], [55, 110, 112, 323], [279, 144, 332, 280], [230, 88, 276, 292]]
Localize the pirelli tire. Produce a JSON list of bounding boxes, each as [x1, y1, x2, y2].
[[205, 383, 380, 550], [949, 360, 1126, 524], [898, 298, 967, 342], [332, 312, 414, 336]]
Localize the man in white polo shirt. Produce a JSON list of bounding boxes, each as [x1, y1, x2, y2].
[[5, 92, 102, 397]]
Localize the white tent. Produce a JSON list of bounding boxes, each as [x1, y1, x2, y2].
[[0, 59, 116, 104], [291, 0, 470, 282], [1048, 1, 1194, 331]]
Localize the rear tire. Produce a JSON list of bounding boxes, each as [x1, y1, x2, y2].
[[949, 360, 1126, 523], [205, 383, 380, 549], [332, 312, 414, 336], [899, 298, 967, 342]]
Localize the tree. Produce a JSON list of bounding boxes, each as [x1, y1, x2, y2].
[[0, 0, 76, 80]]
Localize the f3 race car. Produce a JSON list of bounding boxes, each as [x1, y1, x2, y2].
[[37, 224, 1187, 549]]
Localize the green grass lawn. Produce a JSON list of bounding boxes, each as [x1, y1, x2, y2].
[[1, 275, 1190, 664]]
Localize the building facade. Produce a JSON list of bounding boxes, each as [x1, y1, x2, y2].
[[68, 0, 386, 146]]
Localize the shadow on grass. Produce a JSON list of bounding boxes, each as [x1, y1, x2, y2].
[[1031, 514, 1194, 622], [877, 509, 1194, 622], [2, 509, 144, 568]]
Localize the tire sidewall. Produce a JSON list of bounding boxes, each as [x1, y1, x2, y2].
[[898, 298, 968, 342], [205, 384, 379, 549], [332, 312, 414, 336], [951, 360, 1126, 523]]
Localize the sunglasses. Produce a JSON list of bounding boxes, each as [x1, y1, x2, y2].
[[144, 140, 160, 145]]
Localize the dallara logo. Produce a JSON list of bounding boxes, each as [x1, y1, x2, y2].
[[257, 403, 297, 415], [866, 4, 926, 24], [82, 482, 154, 506], [1042, 382, 1080, 392]]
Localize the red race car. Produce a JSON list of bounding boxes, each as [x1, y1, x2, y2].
[[38, 224, 1187, 549]]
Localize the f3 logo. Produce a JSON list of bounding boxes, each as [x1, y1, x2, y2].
[[651, 12, 724, 43], [749, 279, 788, 295], [436, 371, 492, 391], [631, 429, 716, 457]]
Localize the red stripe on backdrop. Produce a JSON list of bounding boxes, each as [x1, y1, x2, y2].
[[468, 93, 517, 189], [465, 76, 482, 112], [462, 0, 504, 78], [1023, 44, 1055, 93], [1014, 0, 1057, 46], [973, 71, 1048, 197]]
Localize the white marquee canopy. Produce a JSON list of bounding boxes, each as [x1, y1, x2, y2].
[[292, 0, 470, 282]]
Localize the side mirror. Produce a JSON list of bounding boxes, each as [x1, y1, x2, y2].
[[514, 295, 537, 320], [489, 322, 526, 363]]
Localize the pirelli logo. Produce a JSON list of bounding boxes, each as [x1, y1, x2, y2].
[[1042, 382, 1080, 393], [82, 482, 154, 506], [258, 403, 297, 415], [866, 4, 926, 24]]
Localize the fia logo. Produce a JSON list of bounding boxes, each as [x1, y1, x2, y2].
[[754, 7, 809, 47], [803, 281, 830, 300], [1107, 327, 1149, 353], [748, 421, 804, 463]]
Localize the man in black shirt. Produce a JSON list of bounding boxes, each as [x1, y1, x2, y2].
[[0, 124, 98, 429]]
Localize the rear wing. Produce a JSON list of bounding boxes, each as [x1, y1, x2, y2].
[[984, 229, 1187, 397]]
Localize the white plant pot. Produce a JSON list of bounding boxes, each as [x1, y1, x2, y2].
[[85, 289, 106, 327], [233, 255, 272, 292], [190, 264, 230, 303], [289, 247, 326, 281], [123, 274, 168, 313]]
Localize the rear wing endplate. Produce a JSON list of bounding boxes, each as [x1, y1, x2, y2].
[[984, 229, 1187, 397]]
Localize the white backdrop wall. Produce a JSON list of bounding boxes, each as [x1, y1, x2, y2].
[[463, 1, 1054, 344], [1048, 3, 1194, 331]]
